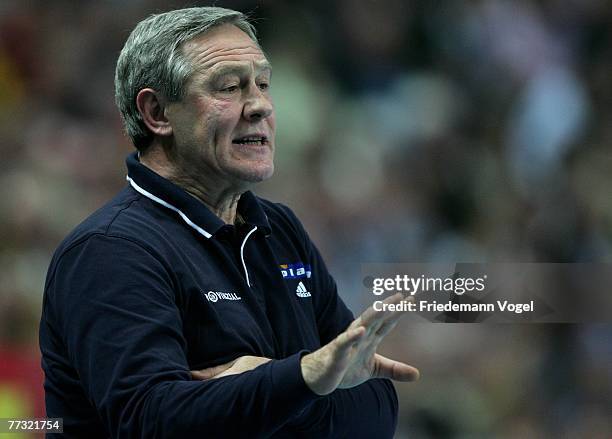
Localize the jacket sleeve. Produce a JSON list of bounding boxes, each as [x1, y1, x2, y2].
[[45, 233, 319, 438], [279, 205, 400, 438]]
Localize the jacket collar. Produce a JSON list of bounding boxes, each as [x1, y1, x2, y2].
[[126, 152, 271, 238]]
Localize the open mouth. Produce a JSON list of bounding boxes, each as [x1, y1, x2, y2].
[[232, 136, 269, 146]]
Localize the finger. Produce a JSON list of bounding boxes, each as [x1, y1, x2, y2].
[[358, 318, 402, 360], [374, 309, 405, 339], [334, 326, 366, 356], [190, 359, 236, 381], [352, 294, 397, 328], [191, 369, 217, 381], [364, 295, 408, 339], [214, 368, 241, 379], [355, 293, 405, 329], [358, 319, 402, 360], [373, 353, 419, 382], [213, 357, 271, 379], [191, 365, 227, 380]]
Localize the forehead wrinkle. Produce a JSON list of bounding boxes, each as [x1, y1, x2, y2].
[[205, 60, 272, 77], [186, 43, 267, 71]]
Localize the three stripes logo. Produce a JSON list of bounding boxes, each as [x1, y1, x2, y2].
[[295, 281, 311, 298]]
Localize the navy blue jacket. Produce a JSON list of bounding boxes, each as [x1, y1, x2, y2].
[[39, 153, 398, 438]]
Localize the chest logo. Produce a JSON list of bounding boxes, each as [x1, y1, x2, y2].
[[295, 281, 312, 298], [203, 290, 242, 303], [280, 262, 312, 279]]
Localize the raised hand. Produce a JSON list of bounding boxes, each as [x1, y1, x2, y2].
[[300, 293, 419, 395]]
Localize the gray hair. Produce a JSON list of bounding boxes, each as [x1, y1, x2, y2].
[[115, 7, 258, 151]]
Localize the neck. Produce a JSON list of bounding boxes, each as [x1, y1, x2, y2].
[[139, 146, 244, 225]]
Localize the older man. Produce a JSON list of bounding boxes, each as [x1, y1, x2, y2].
[[40, 7, 418, 438]]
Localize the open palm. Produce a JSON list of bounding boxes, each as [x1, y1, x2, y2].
[[301, 293, 419, 395]]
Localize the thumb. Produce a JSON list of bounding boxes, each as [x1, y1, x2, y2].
[[373, 353, 420, 382]]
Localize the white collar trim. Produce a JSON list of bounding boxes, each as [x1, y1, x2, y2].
[[126, 176, 213, 239]]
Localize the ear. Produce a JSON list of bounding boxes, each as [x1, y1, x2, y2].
[[136, 88, 173, 137]]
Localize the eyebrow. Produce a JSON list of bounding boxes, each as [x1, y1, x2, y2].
[[206, 61, 272, 82]]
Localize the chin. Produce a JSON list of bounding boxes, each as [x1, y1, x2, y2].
[[233, 162, 275, 184]]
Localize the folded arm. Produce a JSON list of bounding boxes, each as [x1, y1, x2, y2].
[[193, 294, 419, 438], [46, 235, 319, 438]]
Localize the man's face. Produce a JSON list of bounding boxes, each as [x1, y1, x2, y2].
[[165, 24, 275, 187]]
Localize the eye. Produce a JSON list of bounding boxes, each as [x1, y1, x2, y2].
[[221, 85, 239, 93], [258, 82, 269, 91]]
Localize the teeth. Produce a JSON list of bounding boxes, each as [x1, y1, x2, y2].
[[234, 136, 266, 144]]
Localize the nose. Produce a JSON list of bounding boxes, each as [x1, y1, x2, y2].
[[243, 84, 273, 122]]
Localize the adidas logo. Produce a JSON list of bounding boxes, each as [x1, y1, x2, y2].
[[295, 281, 311, 298]]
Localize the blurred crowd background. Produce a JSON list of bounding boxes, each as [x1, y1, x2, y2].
[[1, 0, 611, 437]]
